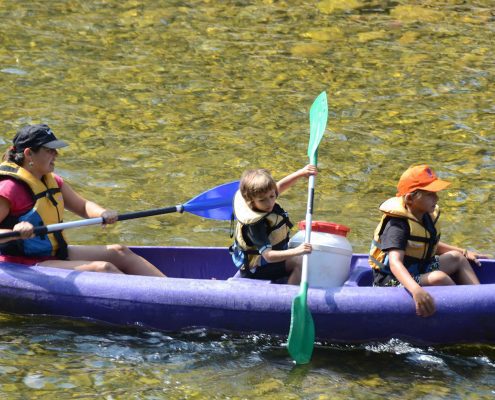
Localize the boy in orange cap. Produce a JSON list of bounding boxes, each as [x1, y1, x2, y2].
[[369, 165, 486, 318]]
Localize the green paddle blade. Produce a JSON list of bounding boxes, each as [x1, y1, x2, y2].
[[308, 91, 328, 165], [287, 283, 315, 364]]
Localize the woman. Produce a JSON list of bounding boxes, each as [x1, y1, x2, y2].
[[0, 124, 165, 277]]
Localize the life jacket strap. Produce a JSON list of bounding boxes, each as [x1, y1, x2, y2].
[[369, 255, 389, 273]]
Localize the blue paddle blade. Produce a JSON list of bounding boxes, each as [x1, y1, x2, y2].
[[183, 180, 239, 220], [308, 91, 328, 165]]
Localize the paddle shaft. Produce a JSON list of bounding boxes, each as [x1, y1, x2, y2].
[[0, 205, 183, 240], [301, 174, 315, 286], [287, 92, 327, 365], [0, 178, 238, 241]]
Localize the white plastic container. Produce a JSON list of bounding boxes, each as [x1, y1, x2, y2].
[[289, 221, 352, 288]]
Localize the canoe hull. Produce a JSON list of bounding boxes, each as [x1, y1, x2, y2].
[[0, 246, 494, 345]]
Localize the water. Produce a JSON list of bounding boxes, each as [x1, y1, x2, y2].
[[1, 0, 494, 398], [1, 315, 494, 399]]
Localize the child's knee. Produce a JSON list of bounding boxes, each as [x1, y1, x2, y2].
[[449, 250, 465, 264], [440, 250, 470, 272], [441, 250, 465, 263], [423, 270, 455, 286]]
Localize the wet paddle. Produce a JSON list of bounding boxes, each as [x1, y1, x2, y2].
[[0, 180, 239, 240], [287, 91, 328, 364]]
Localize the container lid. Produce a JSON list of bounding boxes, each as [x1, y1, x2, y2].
[[297, 220, 351, 237]]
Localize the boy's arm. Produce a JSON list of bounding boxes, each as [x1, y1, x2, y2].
[[388, 249, 436, 318], [261, 243, 312, 263], [245, 222, 311, 263], [436, 241, 488, 266], [436, 241, 464, 255], [276, 164, 317, 195]]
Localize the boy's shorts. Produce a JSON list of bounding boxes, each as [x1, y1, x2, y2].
[[377, 256, 441, 287], [240, 261, 288, 281]]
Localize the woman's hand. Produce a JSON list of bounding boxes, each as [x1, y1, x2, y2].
[[411, 287, 435, 317], [101, 209, 118, 225], [13, 221, 34, 239]]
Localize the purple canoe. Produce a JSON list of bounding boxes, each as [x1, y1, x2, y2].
[[0, 246, 494, 345]]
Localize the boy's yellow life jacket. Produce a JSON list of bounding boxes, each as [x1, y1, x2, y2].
[[0, 161, 68, 259], [232, 191, 292, 269], [369, 196, 441, 273]]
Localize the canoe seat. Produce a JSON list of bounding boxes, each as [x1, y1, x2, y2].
[[345, 256, 373, 287]]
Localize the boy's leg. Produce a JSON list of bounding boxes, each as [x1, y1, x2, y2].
[[420, 270, 455, 286], [439, 251, 480, 284], [285, 255, 302, 285]]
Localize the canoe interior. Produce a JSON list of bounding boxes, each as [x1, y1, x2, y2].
[[131, 246, 495, 286]]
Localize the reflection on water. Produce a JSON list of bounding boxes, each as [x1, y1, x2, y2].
[[0, 0, 494, 398]]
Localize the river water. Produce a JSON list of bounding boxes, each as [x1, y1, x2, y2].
[[0, 0, 494, 398]]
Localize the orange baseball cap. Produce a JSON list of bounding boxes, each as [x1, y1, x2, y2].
[[396, 165, 451, 196]]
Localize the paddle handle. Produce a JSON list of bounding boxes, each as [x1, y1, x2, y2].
[[0, 205, 181, 240], [117, 205, 180, 221]]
